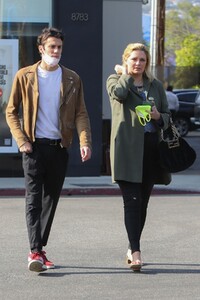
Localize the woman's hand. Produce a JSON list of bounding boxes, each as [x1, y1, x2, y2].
[[150, 105, 161, 121], [114, 64, 127, 75]]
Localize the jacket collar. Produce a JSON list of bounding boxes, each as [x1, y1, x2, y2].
[[60, 66, 76, 99], [24, 62, 40, 92], [24, 61, 76, 98]]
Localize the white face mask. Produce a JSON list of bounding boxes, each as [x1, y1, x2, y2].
[[42, 52, 61, 67]]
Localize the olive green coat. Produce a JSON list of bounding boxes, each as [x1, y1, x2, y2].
[[106, 74, 171, 185]]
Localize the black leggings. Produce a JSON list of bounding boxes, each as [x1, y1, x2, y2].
[[117, 132, 159, 253]]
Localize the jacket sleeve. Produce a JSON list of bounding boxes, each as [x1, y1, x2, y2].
[[106, 74, 134, 102], [157, 81, 171, 131], [75, 78, 92, 149], [6, 73, 29, 148], [147, 79, 170, 131]]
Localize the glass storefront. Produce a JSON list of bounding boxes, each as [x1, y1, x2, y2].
[[0, 0, 52, 152], [0, 0, 104, 176]]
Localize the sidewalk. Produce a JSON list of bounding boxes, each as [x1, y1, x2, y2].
[[0, 171, 200, 196]]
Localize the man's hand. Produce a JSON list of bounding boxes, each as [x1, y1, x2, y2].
[[19, 141, 33, 153], [80, 146, 92, 162]]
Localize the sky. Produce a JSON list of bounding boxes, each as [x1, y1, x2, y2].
[[142, 13, 151, 43]]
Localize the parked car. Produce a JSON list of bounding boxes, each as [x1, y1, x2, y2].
[[193, 90, 200, 126], [172, 89, 199, 136]]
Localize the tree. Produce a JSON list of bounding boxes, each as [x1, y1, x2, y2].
[[165, 0, 200, 66], [175, 35, 200, 67], [165, 0, 200, 87]]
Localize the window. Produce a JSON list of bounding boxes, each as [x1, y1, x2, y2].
[[0, 0, 52, 152]]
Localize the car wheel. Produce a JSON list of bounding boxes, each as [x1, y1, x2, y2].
[[174, 118, 189, 137]]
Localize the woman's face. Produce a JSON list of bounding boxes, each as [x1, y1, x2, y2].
[[125, 50, 147, 76]]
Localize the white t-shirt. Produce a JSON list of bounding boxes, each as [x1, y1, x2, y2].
[[166, 91, 179, 111], [36, 66, 62, 139]]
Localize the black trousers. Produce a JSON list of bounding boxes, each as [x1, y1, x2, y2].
[[22, 142, 68, 252], [117, 132, 159, 253]]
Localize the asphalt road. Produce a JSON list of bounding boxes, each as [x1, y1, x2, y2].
[[0, 127, 199, 300], [1, 195, 200, 300]]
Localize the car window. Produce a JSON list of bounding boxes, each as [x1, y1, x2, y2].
[[177, 92, 198, 103], [195, 92, 200, 104]]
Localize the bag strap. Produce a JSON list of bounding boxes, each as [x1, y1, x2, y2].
[[160, 117, 180, 142]]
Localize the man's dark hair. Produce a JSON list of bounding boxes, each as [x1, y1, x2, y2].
[[167, 85, 173, 92], [37, 27, 64, 46]]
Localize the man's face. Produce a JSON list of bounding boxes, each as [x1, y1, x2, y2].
[[39, 37, 63, 59]]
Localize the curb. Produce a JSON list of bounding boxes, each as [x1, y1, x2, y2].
[[0, 188, 200, 197]]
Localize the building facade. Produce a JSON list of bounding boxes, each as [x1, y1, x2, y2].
[[0, 0, 142, 177]]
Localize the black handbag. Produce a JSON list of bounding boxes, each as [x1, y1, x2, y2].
[[158, 119, 196, 173]]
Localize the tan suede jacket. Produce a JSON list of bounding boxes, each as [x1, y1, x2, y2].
[[6, 61, 92, 149]]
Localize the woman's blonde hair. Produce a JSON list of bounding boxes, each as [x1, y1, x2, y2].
[[121, 43, 154, 81]]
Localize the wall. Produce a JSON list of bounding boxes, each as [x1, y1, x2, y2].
[[102, 0, 143, 119]]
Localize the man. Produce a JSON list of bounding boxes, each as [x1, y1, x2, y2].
[[6, 27, 92, 272], [165, 85, 179, 120]]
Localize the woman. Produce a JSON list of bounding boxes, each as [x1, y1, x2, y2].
[[106, 43, 171, 272]]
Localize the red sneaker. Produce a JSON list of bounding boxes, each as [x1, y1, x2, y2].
[[28, 252, 47, 272], [40, 251, 55, 269]]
